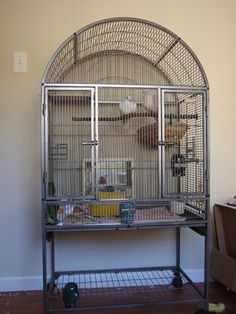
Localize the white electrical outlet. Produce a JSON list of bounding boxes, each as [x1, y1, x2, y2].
[[13, 51, 28, 72]]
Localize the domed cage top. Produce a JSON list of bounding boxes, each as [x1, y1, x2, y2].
[[42, 17, 208, 87]]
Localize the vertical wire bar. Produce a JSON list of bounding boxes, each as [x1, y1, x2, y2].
[[73, 33, 78, 84], [176, 227, 181, 271], [44, 89, 49, 198], [58, 91, 62, 195], [194, 96, 198, 195], [51, 107, 55, 195], [95, 86, 99, 198], [157, 87, 162, 198], [203, 91, 208, 202], [176, 93, 181, 196], [52, 91, 56, 195], [64, 92, 67, 197], [66, 92, 69, 196], [48, 104, 55, 211], [75, 92, 78, 196], [90, 88, 95, 197], [72, 92, 75, 198], [159, 89, 165, 197], [60, 91, 63, 197], [41, 85, 46, 199], [68, 92, 71, 197]]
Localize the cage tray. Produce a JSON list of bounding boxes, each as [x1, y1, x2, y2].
[[54, 207, 186, 227]]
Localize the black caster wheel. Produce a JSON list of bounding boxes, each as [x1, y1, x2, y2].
[[171, 272, 182, 288]]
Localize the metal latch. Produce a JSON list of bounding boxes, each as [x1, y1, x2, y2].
[[81, 140, 98, 146]]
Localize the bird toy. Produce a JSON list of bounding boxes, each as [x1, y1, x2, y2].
[[208, 303, 225, 313]]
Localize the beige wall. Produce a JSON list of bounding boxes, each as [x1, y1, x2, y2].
[[0, 0, 235, 290]]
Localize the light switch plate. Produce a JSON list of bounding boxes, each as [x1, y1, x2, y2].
[[13, 52, 27, 72]]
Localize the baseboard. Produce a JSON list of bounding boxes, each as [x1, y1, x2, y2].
[[184, 268, 205, 282], [0, 276, 42, 292], [0, 268, 204, 292]]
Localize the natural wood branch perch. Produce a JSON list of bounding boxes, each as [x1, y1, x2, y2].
[[72, 112, 198, 122]]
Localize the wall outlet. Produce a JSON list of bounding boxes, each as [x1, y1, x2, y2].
[[13, 52, 27, 72]]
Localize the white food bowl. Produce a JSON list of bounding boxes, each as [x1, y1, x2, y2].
[[170, 201, 185, 215]]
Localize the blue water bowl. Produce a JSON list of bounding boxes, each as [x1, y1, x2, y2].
[[120, 202, 135, 224]]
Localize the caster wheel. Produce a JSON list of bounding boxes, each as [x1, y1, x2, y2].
[[171, 273, 182, 288]]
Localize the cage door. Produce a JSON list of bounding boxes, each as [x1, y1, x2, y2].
[[44, 87, 97, 199], [161, 90, 207, 198], [96, 86, 160, 200]]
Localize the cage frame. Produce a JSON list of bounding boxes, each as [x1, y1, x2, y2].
[[41, 17, 210, 314], [41, 83, 209, 203]]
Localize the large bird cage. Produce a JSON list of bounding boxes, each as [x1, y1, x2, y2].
[[41, 17, 209, 228]]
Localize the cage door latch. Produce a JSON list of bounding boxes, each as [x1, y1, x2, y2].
[[81, 140, 98, 146]]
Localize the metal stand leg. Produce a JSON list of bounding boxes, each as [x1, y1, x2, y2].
[[42, 226, 48, 314]]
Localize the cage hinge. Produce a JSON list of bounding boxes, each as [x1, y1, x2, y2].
[[42, 103, 46, 116], [43, 171, 47, 185], [205, 104, 209, 117], [205, 170, 209, 181], [158, 141, 166, 146]]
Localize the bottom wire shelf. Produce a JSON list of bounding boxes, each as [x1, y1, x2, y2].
[[47, 267, 206, 311]]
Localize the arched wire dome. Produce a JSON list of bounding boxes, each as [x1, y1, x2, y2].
[[42, 17, 208, 87]]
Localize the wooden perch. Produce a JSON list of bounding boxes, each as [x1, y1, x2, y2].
[[72, 112, 198, 122]]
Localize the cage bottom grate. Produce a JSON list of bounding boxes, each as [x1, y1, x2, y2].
[[48, 268, 204, 310]]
